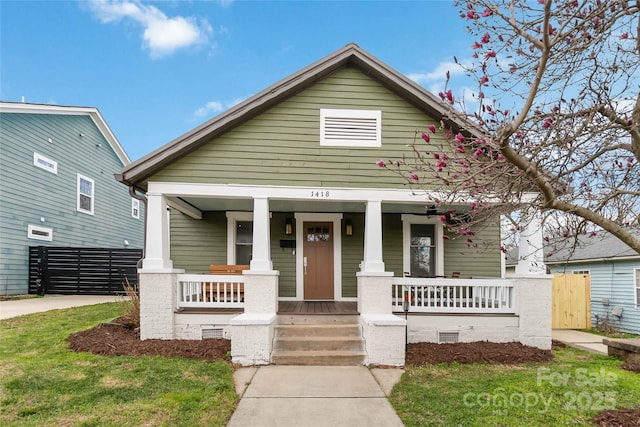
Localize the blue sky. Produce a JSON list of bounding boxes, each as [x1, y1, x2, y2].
[[1, 0, 476, 161]]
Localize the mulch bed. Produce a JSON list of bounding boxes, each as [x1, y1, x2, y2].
[[66, 317, 230, 361], [593, 408, 640, 427], [405, 341, 554, 366]]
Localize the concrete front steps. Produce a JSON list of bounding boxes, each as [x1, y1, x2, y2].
[[272, 315, 366, 365]]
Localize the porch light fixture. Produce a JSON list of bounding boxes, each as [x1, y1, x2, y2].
[[285, 218, 293, 235], [345, 219, 353, 236]]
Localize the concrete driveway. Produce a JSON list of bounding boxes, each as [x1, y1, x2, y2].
[[0, 295, 124, 320]]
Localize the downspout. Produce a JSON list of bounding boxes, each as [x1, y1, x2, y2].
[[129, 185, 147, 266]]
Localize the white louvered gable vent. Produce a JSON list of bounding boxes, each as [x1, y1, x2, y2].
[[320, 109, 381, 147]]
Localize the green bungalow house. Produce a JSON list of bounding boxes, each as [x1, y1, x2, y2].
[[0, 102, 144, 295], [118, 44, 551, 366]]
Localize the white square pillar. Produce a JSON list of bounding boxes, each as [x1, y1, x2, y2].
[[361, 199, 385, 273], [515, 211, 546, 275], [250, 197, 273, 272], [143, 192, 173, 271]]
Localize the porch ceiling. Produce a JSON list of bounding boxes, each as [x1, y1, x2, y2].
[[178, 197, 436, 215]]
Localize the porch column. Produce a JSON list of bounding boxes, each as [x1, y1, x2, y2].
[[231, 196, 278, 365], [142, 192, 172, 271], [515, 211, 546, 275], [361, 199, 385, 273], [250, 196, 273, 272]]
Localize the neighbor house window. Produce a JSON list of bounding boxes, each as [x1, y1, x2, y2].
[[77, 174, 94, 215], [320, 108, 381, 147], [402, 215, 444, 277], [572, 270, 590, 275], [226, 212, 254, 265], [132, 198, 140, 219], [635, 269, 640, 306], [27, 224, 53, 241], [33, 152, 57, 174]]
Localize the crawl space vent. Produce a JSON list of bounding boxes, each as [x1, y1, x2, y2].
[[202, 328, 224, 340], [438, 331, 460, 343]]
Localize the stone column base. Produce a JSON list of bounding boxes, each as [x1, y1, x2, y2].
[[230, 313, 277, 365]]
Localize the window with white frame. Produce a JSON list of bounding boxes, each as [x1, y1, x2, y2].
[[33, 152, 57, 174], [635, 269, 640, 306], [226, 212, 254, 265], [320, 108, 381, 147], [132, 198, 140, 219], [27, 224, 53, 241], [77, 174, 94, 215], [402, 215, 444, 277], [572, 270, 590, 275]]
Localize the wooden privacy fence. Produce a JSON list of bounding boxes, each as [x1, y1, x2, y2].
[[552, 274, 591, 329], [29, 246, 142, 295]]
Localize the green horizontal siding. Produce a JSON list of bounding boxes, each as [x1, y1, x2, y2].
[[151, 66, 444, 189], [0, 113, 144, 295], [169, 210, 227, 273], [443, 221, 502, 278], [342, 214, 364, 298]]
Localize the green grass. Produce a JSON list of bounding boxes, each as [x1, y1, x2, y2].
[[0, 302, 237, 427], [390, 347, 640, 427]]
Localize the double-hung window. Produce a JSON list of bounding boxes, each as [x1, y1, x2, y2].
[[77, 174, 94, 215], [132, 198, 140, 219], [227, 212, 253, 265], [402, 215, 444, 277]]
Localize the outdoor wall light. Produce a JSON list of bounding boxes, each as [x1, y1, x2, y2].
[[285, 218, 293, 235], [345, 219, 353, 236]]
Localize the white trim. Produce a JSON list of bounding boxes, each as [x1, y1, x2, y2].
[[147, 181, 539, 205], [76, 173, 95, 215], [401, 214, 444, 277], [33, 152, 58, 174], [27, 224, 53, 241], [132, 198, 140, 219], [634, 268, 640, 307], [226, 212, 254, 264], [320, 108, 381, 147], [295, 213, 343, 301]]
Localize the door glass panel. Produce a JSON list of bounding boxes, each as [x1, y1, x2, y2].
[[410, 224, 435, 277]]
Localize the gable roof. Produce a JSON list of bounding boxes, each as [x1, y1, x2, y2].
[[0, 101, 131, 166], [117, 43, 480, 189], [506, 229, 640, 266]]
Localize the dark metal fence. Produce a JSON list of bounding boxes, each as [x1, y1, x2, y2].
[[29, 246, 142, 295]]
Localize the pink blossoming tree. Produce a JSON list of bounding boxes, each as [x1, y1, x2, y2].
[[382, 0, 640, 254]]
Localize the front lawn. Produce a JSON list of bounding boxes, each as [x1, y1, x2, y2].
[[0, 302, 237, 427], [390, 345, 640, 426]]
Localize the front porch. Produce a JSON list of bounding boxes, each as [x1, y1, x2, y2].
[[138, 185, 551, 366]]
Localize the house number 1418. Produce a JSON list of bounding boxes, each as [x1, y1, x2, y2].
[[311, 190, 330, 198]]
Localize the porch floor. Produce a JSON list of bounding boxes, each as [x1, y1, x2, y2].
[[278, 301, 358, 315]]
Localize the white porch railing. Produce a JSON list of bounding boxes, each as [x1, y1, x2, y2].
[[177, 274, 245, 308], [392, 277, 515, 314]]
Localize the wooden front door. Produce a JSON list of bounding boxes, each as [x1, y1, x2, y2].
[[303, 222, 334, 299]]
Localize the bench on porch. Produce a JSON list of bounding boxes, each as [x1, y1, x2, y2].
[[201, 264, 249, 302]]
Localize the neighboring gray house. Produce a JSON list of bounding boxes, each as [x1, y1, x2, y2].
[[506, 231, 640, 334], [0, 102, 144, 295]]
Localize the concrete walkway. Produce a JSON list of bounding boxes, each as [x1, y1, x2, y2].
[[0, 295, 124, 320], [552, 329, 608, 355], [228, 366, 404, 427]]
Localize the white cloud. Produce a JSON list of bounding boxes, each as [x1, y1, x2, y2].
[[194, 101, 224, 118], [88, 0, 212, 58], [192, 95, 251, 119], [407, 60, 469, 85]]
